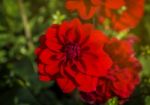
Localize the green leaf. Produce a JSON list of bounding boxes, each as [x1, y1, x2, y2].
[[139, 56, 150, 76], [145, 96, 150, 105], [106, 97, 118, 105]]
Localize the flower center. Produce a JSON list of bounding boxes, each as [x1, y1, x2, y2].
[[64, 43, 80, 60]]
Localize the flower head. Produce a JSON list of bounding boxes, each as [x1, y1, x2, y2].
[[103, 0, 145, 31], [80, 38, 142, 104], [35, 18, 112, 93]]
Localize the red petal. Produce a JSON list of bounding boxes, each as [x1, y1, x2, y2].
[[79, 23, 94, 46], [65, 0, 81, 11], [97, 46, 113, 72], [81, 30, 112, 77], [45, 63, 59, 76], [59, 21, 71, 43], [38, 63, 46, 74], [66, 0, 98, 20], [45, 39, 62, 52], [35, 47, 42, 55], [78, 1, 98, 20], [45, 25, 62, 51], [37, 63, 52, 82], [57, 77, 75, 93], [82, 50, 112, 77], [64, 65, 77, 78], [39, 49, 63, 64], [84, 30, 108, 48], [46, 24, 60, 39], [39, 75, 51, 82], [76, 73, 98, 92], [91, 0, 101, 5], [60, 19, 81, 43], [39, 49, 52, 64], [105, 0, 125, 9]]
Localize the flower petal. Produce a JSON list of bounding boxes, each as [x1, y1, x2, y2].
[[57, 76, 75, 93], [66, 0, 99, 20], [45, 64, 59, 76], [38, 63, 46, 74], [39, 75, 51, 82], [76, 73, 98, 92], [45, 25, 62, 51], [105, 0, 125, 9], [39, 49, 52, 64], [39, 49, 63, 64], [81, 30, 112, 77]]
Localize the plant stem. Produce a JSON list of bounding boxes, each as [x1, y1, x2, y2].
[[17, 0, 34, 51]]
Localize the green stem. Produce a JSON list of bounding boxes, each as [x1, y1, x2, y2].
[[17, 0, 34, 51]]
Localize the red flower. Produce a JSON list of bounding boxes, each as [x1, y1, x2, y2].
[[35, 18, 112, 93], [80, 38, 142, 104], [66, 0, 144, 31], [103, 0, 145, 31], [66, 0, 100, 20]]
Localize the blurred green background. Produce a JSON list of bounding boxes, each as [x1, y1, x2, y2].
[[0, 0, 150, 105]]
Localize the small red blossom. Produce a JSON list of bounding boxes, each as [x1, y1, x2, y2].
[[80, 38, 142, 104], [35, 18, 112, 93], [66, 0, 144, 31], [104, 0, 145, 31]]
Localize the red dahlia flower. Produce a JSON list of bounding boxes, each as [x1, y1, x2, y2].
[[35, 18, 112, 93], [66, 0, 144, 31], [80, 38, 142, 104]]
